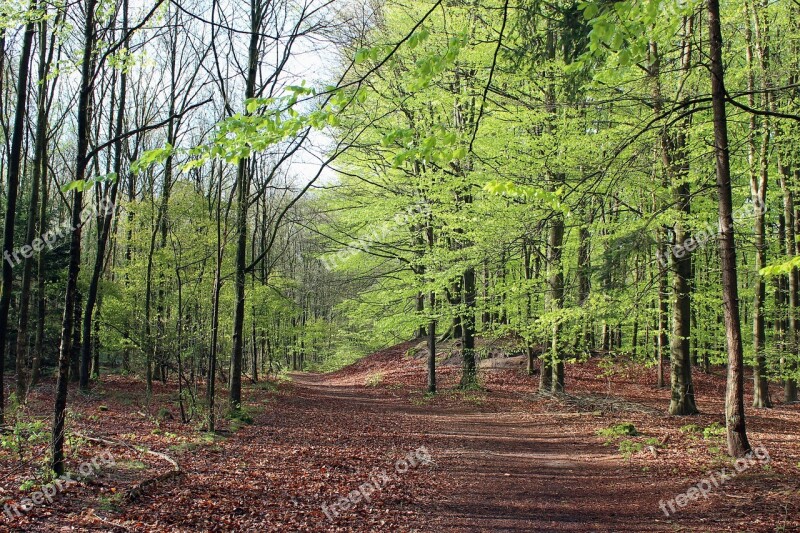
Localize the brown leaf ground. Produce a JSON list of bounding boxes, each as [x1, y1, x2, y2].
[[2, 342, 799, 532]]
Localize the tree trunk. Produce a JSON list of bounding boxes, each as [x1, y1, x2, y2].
[[746, 0, 772, 408], [230, 0, 260, 410], [0, 8, 35, 421], [779, 162, 799, 402], [80, 0, 127, 390], [708, 0, 751, 457], [14, 12, 45, 401], [207, 164, 223, 433], [549, 214, 565, 393]]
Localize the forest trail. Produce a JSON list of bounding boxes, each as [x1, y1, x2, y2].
[[288, 364, 679, 532], [9, 342, 794, 532]]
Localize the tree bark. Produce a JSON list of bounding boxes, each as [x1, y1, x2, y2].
[[79, 0, 127, 390], [0, 7, 35, 421], [707, 0, 751, 457], [549, 214, 565, 393], [13, 11, 44, 401], [230, 0, 260, 410]]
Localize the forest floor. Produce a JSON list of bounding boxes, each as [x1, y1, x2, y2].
[[2, 342, 800, 532]]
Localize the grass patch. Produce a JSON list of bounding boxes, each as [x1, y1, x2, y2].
[[116, 459, 148, 471], [98, 492, 125, 512], [168, 432, 220, 454]]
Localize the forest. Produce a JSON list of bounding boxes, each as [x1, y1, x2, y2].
[[0, 0, 799, 530]]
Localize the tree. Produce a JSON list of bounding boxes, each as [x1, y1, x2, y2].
[[707, 0, 750, 457], [0, 3, 36, 421]]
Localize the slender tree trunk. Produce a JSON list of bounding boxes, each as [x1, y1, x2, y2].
[[0, 7, 35, 421], [427, 224, 436, 393], [746, 0, 772, 408], [779, 161, 798, 402], [460, 266, 477, 387], [14, 10, 46, 401], [657, 235, 669, 389], [549, 214, 565, 393], [31, 8, 52, 387], [523, 240, 536, 375], [208, 164, 223, 432], [230, 0, 260, 410], [708, 0, 750, 457], [577, 209, 592, 351], [52, 0, 96, 474], [80, 0, 127, 390]]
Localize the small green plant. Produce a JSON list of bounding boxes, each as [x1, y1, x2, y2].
[[405, 347, 421, 358], [228, 407, 254, 425], [680, 423, 701, 434], [364, 373, 384, 387], [409, 391, 435, 406], [458, 390, 485, 406], [1, 415, 48, 462], [644, 437, 663, 448], [618, 439, 644, 458], [597, 423, 639, 438], [254, 380, 279, 392], [98, 492, 125, 512], [703, 422, 725, 440]]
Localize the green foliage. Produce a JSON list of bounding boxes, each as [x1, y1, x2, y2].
[[228, 407, 255, 425], [617, 439, 643, 458], [0, 401, 48, 464], [703, 422, 726, 440], [597, 423, 639, 438], [680, 424, 702, 435]]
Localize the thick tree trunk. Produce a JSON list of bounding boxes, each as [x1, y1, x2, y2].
[[651, 30, 698, 414], [669, 210, 698, 415]]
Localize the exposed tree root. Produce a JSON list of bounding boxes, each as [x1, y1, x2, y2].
[[73, 432, 182, 502]]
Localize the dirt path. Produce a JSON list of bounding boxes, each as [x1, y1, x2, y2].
[[10, 344, 793, 531], [288, 371, 678, 532]]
